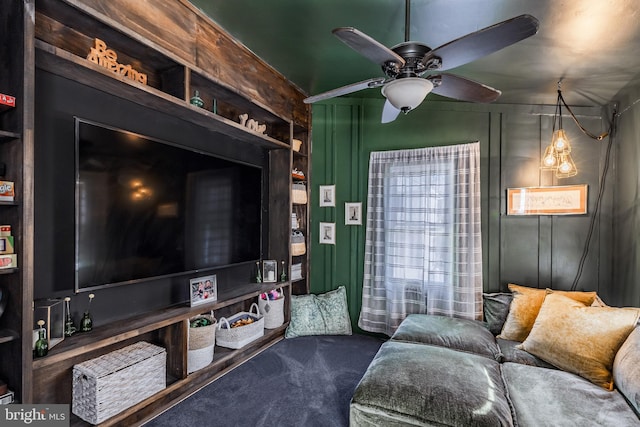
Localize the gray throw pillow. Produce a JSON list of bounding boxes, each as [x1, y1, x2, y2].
[[285, 286, 352, 338], [483, 292, 513, 335], [391, 314, 502, 361], [613, 326, 640, 414]]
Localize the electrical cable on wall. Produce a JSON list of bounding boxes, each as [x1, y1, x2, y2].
[[569, 105, 617, 291]]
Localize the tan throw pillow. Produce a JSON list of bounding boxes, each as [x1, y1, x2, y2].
[[497, 284, 597, 342], [519, 293, 640, 390]]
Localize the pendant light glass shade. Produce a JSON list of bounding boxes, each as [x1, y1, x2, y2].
[[381, 78, 434, 112], [556, 151, 577, 178], [541, 145, 558, 170], [540, 88, 578, 179], [552, 129, 571, 152]]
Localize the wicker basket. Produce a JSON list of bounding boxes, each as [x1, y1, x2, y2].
[[291, 231, 306, 256], [216, 303, 264, 349], [72, 341, 166, 424], [292, 182, 307, 205], [187, 313, 216, 374], [258, 289, 285, 329]]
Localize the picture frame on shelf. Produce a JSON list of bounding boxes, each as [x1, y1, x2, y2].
[[319, 185, 335, 207], [319, 222, 336, 245], [345, 202, 362, 225], [263, 260, 277, 283], [190, 275, 218, 307]]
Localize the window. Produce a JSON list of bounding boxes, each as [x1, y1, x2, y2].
[[359, 143, 482, 336]]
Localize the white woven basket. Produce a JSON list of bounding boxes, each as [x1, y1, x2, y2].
[[72, 341, 166, 424], [292, 182, 307, 204], [291, 231, 306, 256], [258, 289, 285, 329], [216, 303, 264, 349], [187, 313, 216, 373]]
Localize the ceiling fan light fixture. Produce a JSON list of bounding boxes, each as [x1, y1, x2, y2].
[[381, 78, 433, 112]]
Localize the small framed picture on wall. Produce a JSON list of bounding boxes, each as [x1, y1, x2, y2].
[[319, 222, 336, 245], [319, 185, 335, 207], [345, 202, 362, 225], [190, 275, 218, 307]]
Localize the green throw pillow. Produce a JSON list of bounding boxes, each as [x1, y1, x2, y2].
[[285, 286, 352, 338]]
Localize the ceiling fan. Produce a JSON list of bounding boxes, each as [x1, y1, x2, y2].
[[303, 1, 539, 123]]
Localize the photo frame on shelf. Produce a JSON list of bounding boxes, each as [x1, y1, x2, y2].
[[319, 222, 336, 245], [319, 185, 335, 207], [190, 275, 217, 307], [345, 202, 362, 225], [263, 260, 277, 283]]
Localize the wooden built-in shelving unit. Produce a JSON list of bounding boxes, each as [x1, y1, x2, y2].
[[0, 0, 311, 425]]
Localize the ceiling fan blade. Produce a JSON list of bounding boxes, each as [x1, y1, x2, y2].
[[304, 77, 386, 104], [429, 73, 501, 103], [424, 14, 539, 71], [381, 99, 401, 123], [332, 27, 406, 67]]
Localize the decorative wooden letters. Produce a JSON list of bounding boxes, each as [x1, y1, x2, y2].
[[239, 113, 267, 134], [86, 38, 148, 85]]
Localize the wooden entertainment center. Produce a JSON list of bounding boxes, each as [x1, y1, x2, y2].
[[0, 0, 311, 425]]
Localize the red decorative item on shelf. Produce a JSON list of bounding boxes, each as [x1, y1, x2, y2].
[[292, 168, 305, 180], [0, 93, 15, 108]]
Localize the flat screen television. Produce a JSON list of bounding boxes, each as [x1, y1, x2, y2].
[[75, 118, 263, 292]]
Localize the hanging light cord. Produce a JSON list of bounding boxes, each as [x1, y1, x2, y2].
[[558, 89, 610, 140], [569, 105, 617, 291]]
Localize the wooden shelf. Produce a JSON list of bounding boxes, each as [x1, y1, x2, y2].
[[68, 328, 286, 427], [4, 0, 309, 414], [0, 130, 20, 142], [0, 329, 18, 344], [33, 281, 290, 370], [34, 40, 290, 151]]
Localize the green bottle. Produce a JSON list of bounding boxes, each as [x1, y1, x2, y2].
[[34, 320, 48, 358], [190, 90, 204, 108], [80, 312, 93, 332], [80, 293, 94, 332]]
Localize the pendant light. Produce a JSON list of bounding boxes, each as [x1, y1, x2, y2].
[[541, 86, 577, 177]]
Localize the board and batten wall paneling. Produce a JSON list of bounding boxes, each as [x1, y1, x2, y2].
[[612, 81, 640, 308], [311, 97, 614, 331]]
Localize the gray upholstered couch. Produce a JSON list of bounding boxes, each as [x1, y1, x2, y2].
[[350, 306, 640, 426]]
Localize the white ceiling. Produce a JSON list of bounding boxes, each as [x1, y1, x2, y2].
[[192, 0, 640, 107]]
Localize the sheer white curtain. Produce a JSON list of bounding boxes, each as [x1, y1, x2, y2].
[[358, 142, 483, 336]]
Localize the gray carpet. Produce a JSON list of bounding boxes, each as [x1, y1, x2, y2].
[[144, 334, 384, 427]]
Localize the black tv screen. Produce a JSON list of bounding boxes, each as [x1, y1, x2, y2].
[[75, 118, 263, 291]]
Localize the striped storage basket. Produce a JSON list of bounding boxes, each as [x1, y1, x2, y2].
[[72, 341, 166, 424]]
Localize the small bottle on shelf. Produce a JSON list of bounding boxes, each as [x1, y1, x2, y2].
[[80, 294, 94, 332], [280, 261, 287, 282], [256, 261, 262, 283], [190, 90, 204, 108], [64, 296, 76, 337], [34, 320, 48, 358]]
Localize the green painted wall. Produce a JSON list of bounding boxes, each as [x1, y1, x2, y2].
[[310, 97, 614, 330]]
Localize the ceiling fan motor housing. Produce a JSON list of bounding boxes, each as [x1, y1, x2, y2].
[[384, 42, 439, 78]]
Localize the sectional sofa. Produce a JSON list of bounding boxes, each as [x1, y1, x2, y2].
[[350, 285, 640, 426]]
